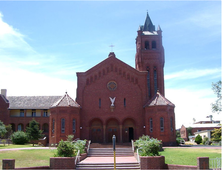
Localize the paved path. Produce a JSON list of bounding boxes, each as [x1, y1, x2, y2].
[[79, 156, 138, 164]]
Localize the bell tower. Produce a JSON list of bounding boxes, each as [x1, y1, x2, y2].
[[135, 12, 165, 98]]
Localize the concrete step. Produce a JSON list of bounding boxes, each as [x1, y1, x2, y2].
[[88, 148, 134, 157], [76, 163, 140, 170]]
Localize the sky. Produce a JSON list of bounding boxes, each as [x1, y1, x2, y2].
[[0, 1, 221, 129]]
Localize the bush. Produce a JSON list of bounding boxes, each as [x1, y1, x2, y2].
[[11, 131, 28, 144], [176, 137, 185, 145], [67, 135, 74, 142], [134, 135, 161, 156], [55, 140, 75, 157], [195, 134, 202, 144], [202, 137, 212, 145], [73, 140, 86, 154]]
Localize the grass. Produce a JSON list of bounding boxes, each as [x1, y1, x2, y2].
[[160, 148, 221, 166], [0, 144, 37, 149], [0, 146, 221, 168], [0, 149, 55, 168]]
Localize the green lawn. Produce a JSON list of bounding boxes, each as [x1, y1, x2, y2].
[[160, 148, 221, 166], [0, 147, 221, 168], [0, 144, 37, 149], [0, 149, 55, 168]]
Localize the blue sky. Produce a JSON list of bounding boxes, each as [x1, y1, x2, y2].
[[0, 1, 221, 128]]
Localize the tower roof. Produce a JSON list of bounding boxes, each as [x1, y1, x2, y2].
[[51, 92, 80, 108], [144, 91, 174, 107], [143, 12, 155, 32]]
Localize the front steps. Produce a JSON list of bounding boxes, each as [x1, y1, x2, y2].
[[76, 147, 140, 170], [76, 162, 140, 170], [88, 148, 134, 157]]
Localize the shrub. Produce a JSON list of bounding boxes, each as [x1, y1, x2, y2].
[[55, 140, 74, 157], [134, 135, 161, 156], [67, 135, 74, 142], [73, 140, 86, 154], [195, 134, 202, 144], [176, 137, 185, 145], [202, 137, 212, 145], [11, 131, 28, 144]]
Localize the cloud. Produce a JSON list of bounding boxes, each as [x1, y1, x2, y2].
[[165, 68, 221, 80], [165, 87, 221, 129]]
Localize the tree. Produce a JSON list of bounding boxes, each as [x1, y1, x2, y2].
[[211, 81, 221, 113], [26, 119, 43, 146], [4, 124, 13, 139], [11, 131, 28, 144], [0, 120, 7, 138], [211, 127, 221, 142], [195, 134, 202, 144]]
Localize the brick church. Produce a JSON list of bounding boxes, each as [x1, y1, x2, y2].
[[0, 13, 176, 146]]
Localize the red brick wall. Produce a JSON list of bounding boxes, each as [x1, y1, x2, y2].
[[145, 106, 176, 145], [140, 156, 165, 170], [50, 157, 75, 169], [49, 107, 80, 144], [0, 95, 9, 125]]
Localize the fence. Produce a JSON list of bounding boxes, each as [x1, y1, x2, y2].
[[210, 157, 221, 170]]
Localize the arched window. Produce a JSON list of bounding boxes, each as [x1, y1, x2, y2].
[[18, 124, 23, 131], [61, 118, 65, 133], [150, 118, 153, 132], [154, 67, 158, 94], [99, 98, 101, 108], [145, 41, 149, 50], [73, 119, 76, 134], [160, 117, 164, 132], [43, 123, 49, 133], [152, 41, 156, 49], [52, 119, 55, 134], [146, 66, 151, 98], [170, 117, 173, 132]]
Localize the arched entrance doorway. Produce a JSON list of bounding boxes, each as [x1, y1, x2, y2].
[[90, 119, 103, 143], [106, 119, 119, 143], [123, 118, 135, 142]]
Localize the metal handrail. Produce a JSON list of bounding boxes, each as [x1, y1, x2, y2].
[[75, 150, 80, 165], [87, 140, 91, 154], [136, 149, 140, 164], [131, 140, 134, 152]]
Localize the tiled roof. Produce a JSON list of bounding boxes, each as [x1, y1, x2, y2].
[[144, 91, 175, 107], [7, 96, 62, 109], [51, 92, 80, 108]]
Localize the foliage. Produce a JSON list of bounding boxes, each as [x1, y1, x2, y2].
[[187, 127, 192, 136], [66, 134, 74, 142], [211, 127, 221, 142], [73, 140, 86, 154], [202, 137, 212, 145], [26, 119, 43, 146], [176, 130, 181, 138], [211, 80, 221, 113], [0, 120, 7, 137], [194, 134, 202, 144], [4, 124, 13, 139], [176, 137, 185, 145], [134, 135, 161, 156], [55, 140, 75, 157], [1, 139, 6, 146], [11, 131, 28, 144]]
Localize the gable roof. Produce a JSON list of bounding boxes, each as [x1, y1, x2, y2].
[[0, 94, 9, 103], [51, 92, 80, 108], [7, 96, 62, 109], [77, 52, 146, 76], [144, 91, 174, 107]]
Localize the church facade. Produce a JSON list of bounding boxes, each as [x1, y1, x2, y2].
[[0, 13, 176, 146]]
